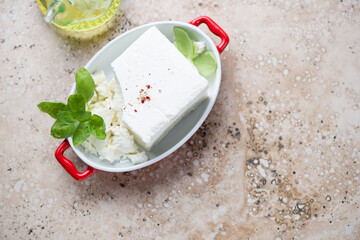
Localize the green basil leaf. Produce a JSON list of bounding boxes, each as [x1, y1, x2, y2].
[[50, 120, 75, 139], [192, 51, 217, 77], [56, 111, 76, 123], [75, 67, 95, 102], [89, 114, 106, 140], [75, 111, 91, 122], [67, 94, 86, 112], [37, 102, 67, 119], [174, 27, 194, 59], [72, 121, 91, 146]]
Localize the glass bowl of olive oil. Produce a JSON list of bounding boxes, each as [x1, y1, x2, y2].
[[37, 0, 121, 32]]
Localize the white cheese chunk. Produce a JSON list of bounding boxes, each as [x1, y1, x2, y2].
[[91, 99, 114, 131], [194, 41, 205, 56], [127, 152, 149, 165], [110, 125, 138, 154], [92, 71, 107, 85], [111, 26, 208, 150]]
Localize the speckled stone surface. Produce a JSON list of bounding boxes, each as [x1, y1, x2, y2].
[[1, 0, 360, 239]]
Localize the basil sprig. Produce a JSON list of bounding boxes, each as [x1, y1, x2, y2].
[[38, 67, 106, 146], [174, 27, 217, 77]]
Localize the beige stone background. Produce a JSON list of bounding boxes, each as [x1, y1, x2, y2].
[[1, 0, 359, 239]]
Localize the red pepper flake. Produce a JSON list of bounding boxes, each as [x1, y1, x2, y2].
[[138, 86, 152, 104], [134, 109, 137, 112]]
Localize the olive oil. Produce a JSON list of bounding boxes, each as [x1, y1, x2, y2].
[[37, 0, 121, 31]]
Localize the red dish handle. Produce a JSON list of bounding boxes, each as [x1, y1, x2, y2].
[[189, 16, 229, 54], [55, 139, 98, 181]]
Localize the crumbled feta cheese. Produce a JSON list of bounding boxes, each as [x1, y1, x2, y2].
[[110, 125, 138, 154], [127, 152, 149, 165], [96, 80, 112, 101], [194, 41, 205, 56], [92, 71, 106, 85], [81, 71, 148, 165], [91, 102, 114, 131]]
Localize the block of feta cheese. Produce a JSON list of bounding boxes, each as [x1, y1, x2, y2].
[[111, 26, 208, 150]]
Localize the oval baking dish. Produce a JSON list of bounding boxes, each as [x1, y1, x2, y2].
[[54, 16, 229, 180]]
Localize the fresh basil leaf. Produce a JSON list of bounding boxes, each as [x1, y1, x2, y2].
[[38, 66, 101, 144], [37, 102, 67, 119], [56, 111, 76, 123], [50, 120, 75, 139], [89, 114, 106, 140], [67, 94, 85, 112], [75, 67, 95, 102], [75, 111, 91, 122], [192, 51, 217, 77], [72, 121, 91, 146], [174, 27, 194, 59]]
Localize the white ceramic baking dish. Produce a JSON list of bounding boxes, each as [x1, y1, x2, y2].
[[54, 16, 229, 180]]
